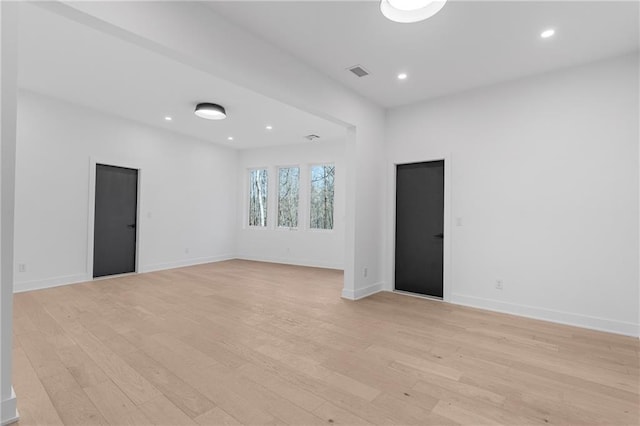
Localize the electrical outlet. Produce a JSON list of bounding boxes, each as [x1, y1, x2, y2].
[[18, 264, 26, 273], [363, 267, 368, 278], [495, 280, 503, 290]]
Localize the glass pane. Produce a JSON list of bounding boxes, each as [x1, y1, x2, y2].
[[249, 169, 268, 227], [310, 164, 335, 230], [278, 167, 300, 228]]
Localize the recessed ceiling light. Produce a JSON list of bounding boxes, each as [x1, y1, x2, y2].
[[227, 136, 234, 141], [540, 29, 555, 39], [266, 125, 273, 130], [380, 0, 447, 23], [164, 116, 172, 121], [194, 103, 227, 120], [397, 73, 408, 80]]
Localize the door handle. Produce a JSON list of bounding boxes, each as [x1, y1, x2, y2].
[[127, 224, 136, 229], [434, 233, 444, 239]]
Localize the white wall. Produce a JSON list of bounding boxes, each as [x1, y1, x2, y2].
[[236, 140, 346, 269], [0, 1, 20, 423], [14, 90, 238, 292], [46, 1, 387, 300], [386, 53, 640, 336]]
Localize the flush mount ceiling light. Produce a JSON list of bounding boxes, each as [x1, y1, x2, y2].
[[194, 103, 226, 120], [540, 28, 555, 39], [380, 0, 447, 23], [397, 72, 408, 80]]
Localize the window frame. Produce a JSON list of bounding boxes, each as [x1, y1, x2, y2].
[[247, 167, 270, 229], [308, 163, 336, 232], [276, 165, 301, 230]]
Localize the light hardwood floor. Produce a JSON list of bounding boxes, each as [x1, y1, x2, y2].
[[12, 260, 640, 425]]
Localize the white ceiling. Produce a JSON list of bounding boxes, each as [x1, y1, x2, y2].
[[209, 0, 640, 108], [17, 3, 346, 149]]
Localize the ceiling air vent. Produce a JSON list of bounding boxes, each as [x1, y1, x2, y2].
[[347, 65, 369, 78]]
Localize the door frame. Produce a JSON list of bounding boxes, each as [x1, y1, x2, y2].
[[388, 154, 452, 302], [86, 157, 142, 279]]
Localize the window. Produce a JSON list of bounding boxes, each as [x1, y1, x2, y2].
[[310, 164, 335, 230], [277, 167, 300, 228], [248, 169, 268, 227]]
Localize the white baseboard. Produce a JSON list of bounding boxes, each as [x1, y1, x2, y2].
[[13, 255, 236, 293], [142, 254, 235, 273], [1, 387, 19, 426], [342, 282, 384, 300], [451, 293, 639, 337], [14, 273, 89, 293], [235, 254, 343, 271]]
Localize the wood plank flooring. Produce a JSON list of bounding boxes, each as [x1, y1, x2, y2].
[[12, 260, 640, 425]]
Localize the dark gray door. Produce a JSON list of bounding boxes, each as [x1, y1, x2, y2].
[[395, 160, 444, 298], [93, 164, 138, 278]]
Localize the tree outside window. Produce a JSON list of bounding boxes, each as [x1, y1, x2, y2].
[[278, 167, 300, 228], [310, 164, 335, 230], [249, 169, 268, 227]]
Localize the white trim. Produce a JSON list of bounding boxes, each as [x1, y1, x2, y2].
[[235, 254, 342, 271], [142, 255, 235, 273], [13, 256, 236, 293], [341, 281, 384, 300], [387, 155, 452, 301], [87, 157, 143, 279], [0, 387, 18, 426], [14, 273, 89, 293], [451, 293, 639, 338]]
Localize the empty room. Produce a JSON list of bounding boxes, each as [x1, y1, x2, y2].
[[0, 1, 638, 425]]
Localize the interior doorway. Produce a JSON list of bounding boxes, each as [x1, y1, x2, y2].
[[93, 164, 139, 278], [394, 160, 445, 298]]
